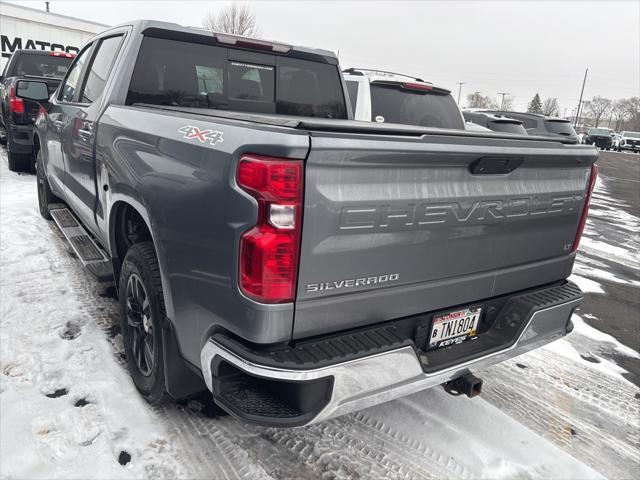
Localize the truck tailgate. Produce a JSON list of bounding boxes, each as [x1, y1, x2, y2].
[[293, 131, 597, 339]]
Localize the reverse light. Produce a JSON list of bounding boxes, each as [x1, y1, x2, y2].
[[8, 86, 24, 114], [237, 154, 303, 303], [572, 164, 598, 252]]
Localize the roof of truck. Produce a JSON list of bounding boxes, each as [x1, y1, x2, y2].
[[342, 67, 451, 94], [107, 19, 339, 65], [480, 110, 571, 123]]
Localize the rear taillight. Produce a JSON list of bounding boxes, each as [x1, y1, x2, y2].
[[402, 82, 433, 92], [572, 163, 598, 252], [50, 51, 75, 58], [8, 86, 24, 114], [214, 33, 291, 53], [237, 154, 303, 303]]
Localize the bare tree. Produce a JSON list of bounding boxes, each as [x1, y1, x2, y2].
[[500, 95, 514, 111], [610, 99, 629, 130], [466, 92, 498, 110], [623, 97, 640, 130], [541, 98, 560, 116], [583, 96, 612, 127], [203, 3, 259, 37]]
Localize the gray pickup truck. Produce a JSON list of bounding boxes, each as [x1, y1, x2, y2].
[[29, 20, 598, 427]]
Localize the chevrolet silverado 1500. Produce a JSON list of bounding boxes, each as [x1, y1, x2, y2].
[[31, 20, 598, 427]]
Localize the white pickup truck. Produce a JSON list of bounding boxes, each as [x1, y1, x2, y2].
[[342, 68, 471, 130]]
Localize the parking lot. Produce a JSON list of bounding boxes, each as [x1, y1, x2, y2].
[[1, 146, 638, 479]]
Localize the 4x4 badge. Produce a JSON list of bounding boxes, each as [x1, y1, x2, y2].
[[178, 126, 224, 145]]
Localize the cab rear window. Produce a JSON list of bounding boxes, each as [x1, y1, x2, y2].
[[545, 120, 577, 137], [370, 83, 463, 129], [126, 36, 347, 119], [13, 54, 72, 79]]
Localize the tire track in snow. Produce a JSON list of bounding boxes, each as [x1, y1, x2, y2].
[[482, 353, 640, 479]]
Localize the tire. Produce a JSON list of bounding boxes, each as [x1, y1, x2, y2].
[[119, 242, 172, 405], [6, 128, 30, 172], [36, 150, 60, 220]]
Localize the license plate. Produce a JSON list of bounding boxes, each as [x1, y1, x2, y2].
[[428, 306, 482, 349]]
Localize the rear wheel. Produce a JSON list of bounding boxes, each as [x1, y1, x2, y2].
[[119, 242, 171, 405], [36, 150, 60, 220]]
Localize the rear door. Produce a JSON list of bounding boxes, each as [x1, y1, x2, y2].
[[293, 130, 596, 339], [59, 33, 124, 235]]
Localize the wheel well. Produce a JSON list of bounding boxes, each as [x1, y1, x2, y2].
[[111, 202, 153, 279], [33, 133, 41, 157]]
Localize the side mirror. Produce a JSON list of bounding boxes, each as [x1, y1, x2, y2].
[[16, 79, 49, 101]]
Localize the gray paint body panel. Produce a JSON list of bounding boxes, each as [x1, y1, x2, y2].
[[294, 133, 595, 338], [95, 105, 309, 365]]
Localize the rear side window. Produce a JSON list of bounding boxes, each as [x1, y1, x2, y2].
[[345, 80, 359, 113], [13, 54, 72, 79], [126, 36, 347, 119], [81, 35, 123, 103], [370, 84, 464, 129], [544, 120, 577, 137]]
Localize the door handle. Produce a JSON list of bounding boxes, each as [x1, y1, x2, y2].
[[78, 129, 92, 140]]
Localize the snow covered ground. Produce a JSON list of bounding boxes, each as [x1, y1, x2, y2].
[[1, 148, 638, 479]]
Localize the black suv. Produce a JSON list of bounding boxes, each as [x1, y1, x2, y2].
[[481, 111, 579, 143], [583, 128, 613, 150], [0, 49, 75, 171], [462, 111, 527, 135]]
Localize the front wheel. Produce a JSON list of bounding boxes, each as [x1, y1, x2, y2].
[[119, 242, 171, 405], [36, 151, 60, 220]]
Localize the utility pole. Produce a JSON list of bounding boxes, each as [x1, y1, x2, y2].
[[574, 68, 588, 129], [45, 1, 50, 11], [456, 82, 465, 105], [497, 92, 509, 111]]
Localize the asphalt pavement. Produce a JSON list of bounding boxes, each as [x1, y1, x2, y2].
[[575, 150, 640, 386]]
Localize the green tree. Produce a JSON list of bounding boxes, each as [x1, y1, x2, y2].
[[527, 93, 543, 114]]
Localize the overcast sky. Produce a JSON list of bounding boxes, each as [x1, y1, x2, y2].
[[8, 0, 640, 114]]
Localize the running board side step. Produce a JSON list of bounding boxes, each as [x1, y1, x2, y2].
[[48, 204, 114, 283]]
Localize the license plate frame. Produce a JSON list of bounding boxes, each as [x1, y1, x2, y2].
[[428, 305, 482, 350]]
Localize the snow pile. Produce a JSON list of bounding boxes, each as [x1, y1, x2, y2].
[[0, 159, 187, 479]]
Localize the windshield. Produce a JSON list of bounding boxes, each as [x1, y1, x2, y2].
[[370, 83, 464, 129], [127, 36, 347, 119], [545, 120, 577, 137], [14, 54, 72, 79], [622, 131, 640, 139], [589, 128, 610, 136]]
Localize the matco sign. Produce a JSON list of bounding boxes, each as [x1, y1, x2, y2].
[[0, 2, 107, 71], [1, 35, 80, 60]]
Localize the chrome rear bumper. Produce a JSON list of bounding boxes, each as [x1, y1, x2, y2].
[[201, 295, 580, 426]]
